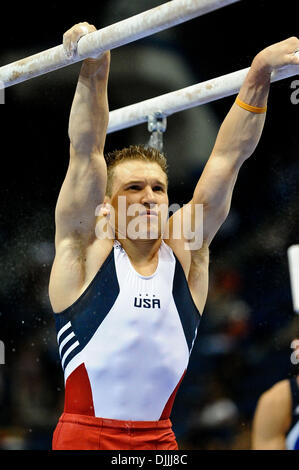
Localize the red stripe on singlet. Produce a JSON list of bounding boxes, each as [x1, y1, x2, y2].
[[159, 370, 186, 420], [64, 363, 95, 416]]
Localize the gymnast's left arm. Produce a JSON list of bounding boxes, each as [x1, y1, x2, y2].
[[190, 36, 299, 247]]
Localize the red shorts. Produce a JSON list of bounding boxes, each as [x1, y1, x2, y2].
[[52, 413, 178, 450]]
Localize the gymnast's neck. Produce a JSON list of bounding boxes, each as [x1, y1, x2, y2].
[[116, 237, 162, 266]]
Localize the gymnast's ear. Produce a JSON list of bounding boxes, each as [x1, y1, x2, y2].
[[103, 194, 112, 207], [96, 197, 112, 218]]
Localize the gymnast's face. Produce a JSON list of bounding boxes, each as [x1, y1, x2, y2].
[[108, 160, 169, 240]]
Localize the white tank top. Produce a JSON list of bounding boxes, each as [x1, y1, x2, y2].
[[55, 240, 200, 421]]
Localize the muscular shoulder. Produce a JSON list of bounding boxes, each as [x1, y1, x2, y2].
[[165, 237, 209, 275], [49, 237, 113, 313], [165, 238, 209, 314]]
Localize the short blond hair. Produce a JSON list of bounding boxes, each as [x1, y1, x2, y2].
[[104, 145, 168, 197]]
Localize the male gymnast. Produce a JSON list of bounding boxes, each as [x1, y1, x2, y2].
[[49, 22, 299, 450]]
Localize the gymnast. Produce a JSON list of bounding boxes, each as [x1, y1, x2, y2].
[[49, 22, 299, 450], [252, 334, 299, 450]]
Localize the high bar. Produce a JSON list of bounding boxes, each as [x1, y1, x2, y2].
[[107, 58, 299, 133], [0, 0, 240, 89]]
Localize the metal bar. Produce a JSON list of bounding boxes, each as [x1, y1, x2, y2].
[[0, 0, 240, 89], [107, 59, 299, 133]]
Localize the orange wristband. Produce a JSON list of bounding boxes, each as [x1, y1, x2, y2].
[[235, 95, 267, 114]]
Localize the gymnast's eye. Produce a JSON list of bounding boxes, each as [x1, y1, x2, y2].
[[128, 185, 141, 190]]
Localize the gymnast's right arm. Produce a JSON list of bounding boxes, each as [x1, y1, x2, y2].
[[49, 23, 110, 313]]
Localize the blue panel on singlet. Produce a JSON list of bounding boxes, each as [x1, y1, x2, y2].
[[287, 376, 299, 449], [172, 253, 201, 353], [55, 248, 120, 370]]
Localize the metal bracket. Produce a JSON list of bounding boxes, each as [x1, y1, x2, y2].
[[146, 111, 167, 152]]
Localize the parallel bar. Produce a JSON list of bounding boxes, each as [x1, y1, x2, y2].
[[0, 0, 240, 89], [107, 58, 299, 133]]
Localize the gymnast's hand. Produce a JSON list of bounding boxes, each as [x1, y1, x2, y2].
[[63, 21, 110, 75], [253, 36, 299, 74], [63, 22, 99, 59]]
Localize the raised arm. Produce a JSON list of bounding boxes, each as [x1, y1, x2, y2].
[[55, 23, 110, 245], [49, 23, 110, 312], [191, 37, 299, 246]]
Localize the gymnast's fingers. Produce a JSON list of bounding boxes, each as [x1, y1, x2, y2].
[[63, 22, 97, 58]]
